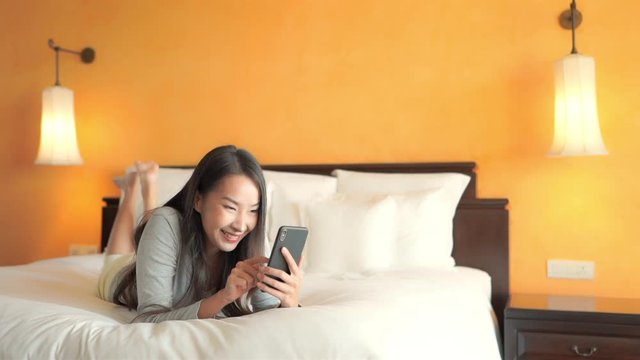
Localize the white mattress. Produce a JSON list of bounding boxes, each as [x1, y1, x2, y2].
[[0, 255, 501, 359]]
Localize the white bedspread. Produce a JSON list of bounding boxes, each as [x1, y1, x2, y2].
[[0, 255, 501, 359]]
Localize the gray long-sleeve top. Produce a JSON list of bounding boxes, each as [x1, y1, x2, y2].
[[130, 206, 279, 323]]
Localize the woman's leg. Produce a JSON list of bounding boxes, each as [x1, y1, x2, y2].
[[137, 161, 159, 216], [104, 170, 140, 255], [104, 161, 159, 255]]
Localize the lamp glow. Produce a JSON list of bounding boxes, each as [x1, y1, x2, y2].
[[548, 54, 607, 156], [35, 86, 83, 165]]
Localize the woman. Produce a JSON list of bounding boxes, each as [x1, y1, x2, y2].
[[98, 145, 303, 322]]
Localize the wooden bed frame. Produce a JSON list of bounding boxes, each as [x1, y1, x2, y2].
[[101, 162, 509, 336]]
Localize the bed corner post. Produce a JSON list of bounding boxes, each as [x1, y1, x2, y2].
[[101, 197, 120, 252]]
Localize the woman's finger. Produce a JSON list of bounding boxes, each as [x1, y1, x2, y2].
[[281, 247, 300, 276], [256, 281, 298, 308], [231, 268, 255, 290], [239, 269, 257, 288], [246, 256, 269, 265], [261, 265, 292, 285], [256, 281, 285, 300], [236, 261, 259, 278], [258, 271, 290, 292]]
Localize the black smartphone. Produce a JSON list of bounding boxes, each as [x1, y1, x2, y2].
[[267, 226, 308, 275]]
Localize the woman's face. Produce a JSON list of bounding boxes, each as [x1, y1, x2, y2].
[[195, 174, 260, 254]]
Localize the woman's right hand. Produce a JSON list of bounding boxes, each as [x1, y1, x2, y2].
[[199, 256, 268, 318], [219, 256, 268, 304]]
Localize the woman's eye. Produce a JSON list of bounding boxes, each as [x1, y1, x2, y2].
[[224, 205, 237, 211], [250, 209, 259, 214]]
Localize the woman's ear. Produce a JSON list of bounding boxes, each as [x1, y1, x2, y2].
[[194, 192, 203, 213]]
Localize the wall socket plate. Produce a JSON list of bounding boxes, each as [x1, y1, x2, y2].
[[547, 259, 595, 280], [69, 244, 99, 256]]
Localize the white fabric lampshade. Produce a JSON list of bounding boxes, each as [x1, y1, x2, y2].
[[35, 85, 83, 165], [548, 53, 607, 157]]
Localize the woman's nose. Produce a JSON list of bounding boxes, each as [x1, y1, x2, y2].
[[230, 214, 247, 233]]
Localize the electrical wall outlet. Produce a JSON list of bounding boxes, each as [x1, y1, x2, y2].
[[547, 259, 595, 280], [69, 244, 99, 256]]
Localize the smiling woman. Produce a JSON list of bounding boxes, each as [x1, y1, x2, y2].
[[98, 145, 304, 323]]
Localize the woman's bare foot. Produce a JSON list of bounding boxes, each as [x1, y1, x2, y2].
[[113, 164, 138, 190], [113, 176, 125, 189], [136, 161, 159, 212]]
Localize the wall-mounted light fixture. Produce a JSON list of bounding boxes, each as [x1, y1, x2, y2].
[[548, 0, 607, 157], [35, 39, 95, 165]]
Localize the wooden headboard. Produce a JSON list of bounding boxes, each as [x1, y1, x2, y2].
[[101, 162, 509, 335]]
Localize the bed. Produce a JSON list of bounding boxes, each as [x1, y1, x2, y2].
[[0, 162, 509, 359]]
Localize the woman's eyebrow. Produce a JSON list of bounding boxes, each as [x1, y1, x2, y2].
[[222, 196, 259, 207], [222, 196, 239, 205]]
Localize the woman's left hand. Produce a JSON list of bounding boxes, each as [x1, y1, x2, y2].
[[256, 247, 304, 308]]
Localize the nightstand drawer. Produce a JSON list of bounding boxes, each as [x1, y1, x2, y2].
[[517, 330, 640, 359], [505, 295, 640, 360]]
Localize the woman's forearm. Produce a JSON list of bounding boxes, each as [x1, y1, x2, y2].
[[197, 290, 232, 318]]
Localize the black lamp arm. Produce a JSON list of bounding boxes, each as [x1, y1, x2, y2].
[[47, 39, 95, 86]]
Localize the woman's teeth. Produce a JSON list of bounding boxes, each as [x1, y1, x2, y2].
[[222, 229, 241, 242]]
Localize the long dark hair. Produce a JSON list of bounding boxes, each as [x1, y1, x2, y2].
[[113, 145, 267, 318]]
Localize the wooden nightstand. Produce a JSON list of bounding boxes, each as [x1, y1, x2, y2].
[[505, 294, 640, 360]]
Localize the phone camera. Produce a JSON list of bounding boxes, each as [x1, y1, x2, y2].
[[280, 229, 287, 241]]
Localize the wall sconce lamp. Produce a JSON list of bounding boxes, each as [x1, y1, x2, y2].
[[35, 39, 96, 165], [548, 0, 607, 157]]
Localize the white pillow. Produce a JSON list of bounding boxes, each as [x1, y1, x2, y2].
[[119, 167, 194, 223], [300, 189, 455, 274], [333, 169, 470, 202], [300, 193, 396, 273], [388, 189, 457, 268], [262, 170, 337, 248], [332, 170, 470, 269]]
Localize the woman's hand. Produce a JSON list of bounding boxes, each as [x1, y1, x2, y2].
[[256, 247, 304, 308], [220, 256, 268, 304], [199, 256, 267, 318]]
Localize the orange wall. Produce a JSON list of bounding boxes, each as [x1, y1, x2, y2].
[[1, 1, 639, 299]]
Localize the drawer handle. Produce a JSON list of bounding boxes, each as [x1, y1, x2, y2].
[[572, 345, 597, 357]]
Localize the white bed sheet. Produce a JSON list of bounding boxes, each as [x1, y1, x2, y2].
[[0, 255, 501, 359]]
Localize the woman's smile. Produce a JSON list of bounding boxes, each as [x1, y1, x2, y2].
[[220, 228, 244, 243]]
